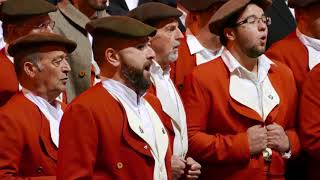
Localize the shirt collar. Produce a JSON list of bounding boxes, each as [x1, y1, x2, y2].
[[296, 28, 320, 51], [102, 78, 145, 106], [221, 49, 273, 82], [186, 34, 206, 55], [150, 60, 171, 80]]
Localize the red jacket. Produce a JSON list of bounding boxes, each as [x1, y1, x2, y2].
[[0, 93, 58, 179], [299, 63, 320, 180], [0, 48, 19, 106], [181, 57, 300, 180], [57, 83, 172, 180], [171, 34, 196, 91], [266, 30, 309, 92]]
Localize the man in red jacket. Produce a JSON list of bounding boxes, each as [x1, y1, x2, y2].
[[266, 0, 320, 92], [129, 2, 201, 179], [0, 32, 76, 179], [57, 16, 172, 180], [0, 0, 57, 106], [182, 0, 300, 179]]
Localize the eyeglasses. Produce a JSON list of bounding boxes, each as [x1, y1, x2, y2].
[[234, 15, 271, 27], [32, 20, 55, 31]]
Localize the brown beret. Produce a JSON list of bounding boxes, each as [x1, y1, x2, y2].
[[209, 0, 272, 35], [288, 0, 320, 8], [180, 0, 228, 12], [86, 16, 157, 38], [127, 2, 182, 25], [8, 32, 77, 58], [1, 0, 56, 17]]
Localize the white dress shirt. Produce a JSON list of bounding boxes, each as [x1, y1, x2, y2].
[[125, 0, 139, 10], [296, 29, 320, 70], [150, 61, 188, 158], [186, 34, 224, 65], [22, 88, 63, 147], [102, 79, 168, 180], [221, 49, 279, 121]]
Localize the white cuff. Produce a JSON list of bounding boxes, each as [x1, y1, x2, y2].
[[281, 150, 292, 159]]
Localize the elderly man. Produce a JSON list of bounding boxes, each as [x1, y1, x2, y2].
[[182, 0, 300, 179], [266, 0, 320, 92], [128, 2, 201, 179], [57, 16, 172, 180], [173, 0, 227, 90], [49, 0, 109, 102], [0, 32, 76, 179], [0, 0, 57, 106]]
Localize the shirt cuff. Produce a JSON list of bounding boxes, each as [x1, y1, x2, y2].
[[281, 150, 292, 159]]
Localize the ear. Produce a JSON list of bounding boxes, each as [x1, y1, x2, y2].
[[23, 62, 38, 78], [224, 28, 236, 41], [105, 48, 120, 68]]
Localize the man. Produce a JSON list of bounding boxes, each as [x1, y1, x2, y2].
[[49, 0, 108, 102], [266, 0, 320, 92], [128, 2, 201, 179], [265, 0, 296, 48], [182, 0, 300, 179], [299, 64, 320, 180], [0, 0, 57, 106], [57, 16, 172, 179], [172, 0, 227, 90], [0, 32, 76, 179]]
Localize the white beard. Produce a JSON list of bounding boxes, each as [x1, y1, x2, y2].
[[167, 51, 179, 62]]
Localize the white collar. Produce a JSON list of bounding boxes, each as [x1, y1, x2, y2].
[[221, 49, 274, 82], [102, 78, 145, 106], [150, 61, 171, 80]]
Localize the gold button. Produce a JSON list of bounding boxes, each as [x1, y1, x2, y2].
[[79, 71, 86, 78], [117, 162, 123, 169], [36, 166, 44, 174]]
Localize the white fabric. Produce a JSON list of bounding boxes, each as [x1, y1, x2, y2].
[[186, 34, 223, 65], [150, 61, 188, 158], [221, 49, 279, 121], [0, 21, 5, 50], [88, 33, 101, 85], [177, 6, 187, 27], [296, 29, 320, 70], [102, 79, 168, 180], [285, 0, 295, 18], [22, 88, 63, 147], [125, 0, 139, 10]]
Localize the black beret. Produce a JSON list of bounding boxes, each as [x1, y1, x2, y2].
[[288, 0, 320, 8], [209, 0, 272, 35], [8, 32, 77, 58], [127, 2, 182, 25], [86, 16, 157, 38], [180, 0, 228, 12], [1, 0, 56, 17]]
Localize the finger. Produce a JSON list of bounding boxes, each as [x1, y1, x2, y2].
[[266, 124, 278, 131], [190, 163, 201, 170], [188, 169, 201, 175], [186, 175, 200, 179]]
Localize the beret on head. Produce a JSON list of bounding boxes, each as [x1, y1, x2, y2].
[[8, 32, 77, 58], [288, 0, 320, 8], [127, 2, 182, 25], [209, 0, 272, 35], [179, 0, 228, 12], [1, 0, 56, 19], [86, 16, 157, 38]]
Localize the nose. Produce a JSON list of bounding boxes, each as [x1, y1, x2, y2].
[[257, 19, 267, 32], [175, 28, 184, 40], [62, 60, 71, 74], [146, 44, 156, 62]]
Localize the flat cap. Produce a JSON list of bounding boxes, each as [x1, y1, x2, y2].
[[209, 0, 272, 35], [180, 0, 228, 12], [86, 16, 157, 38], [1, 0, 56, 17], [288, 0, 320, 8], [8, 32, 77, 58], [128, 2, 182, 25]]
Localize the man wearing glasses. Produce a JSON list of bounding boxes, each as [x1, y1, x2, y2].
[[181, 0, 300, 179], [0, 0, 57, 106]]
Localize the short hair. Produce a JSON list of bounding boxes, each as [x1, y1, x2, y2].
[[14, 52, 42, 78]]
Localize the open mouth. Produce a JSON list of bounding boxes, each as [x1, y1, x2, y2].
[[144, 62, 152, 71]]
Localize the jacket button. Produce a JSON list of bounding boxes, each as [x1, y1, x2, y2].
[[117, 162, 123, 169], [36, 166, 44, 174], [79, 71, 86, 78], [144, 145, 148, 150]]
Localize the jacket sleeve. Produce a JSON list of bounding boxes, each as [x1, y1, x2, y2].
[[57, 103, 98, 180], [181, 74, 250, 164]]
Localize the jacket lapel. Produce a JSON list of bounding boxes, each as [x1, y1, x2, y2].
[[270, 0, 296, 29], [58, 1, 90, 30], [228, 97, 263, 122]]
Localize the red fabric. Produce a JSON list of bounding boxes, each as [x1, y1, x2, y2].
[[299, 63, 320, 180], [266, 30, 309, 93], [181, 58, 300, 180], [0, 93, 58, 179], [171, 33, 196, 91], [0, 48, 19, 107], [57, 83, 172, 180]]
